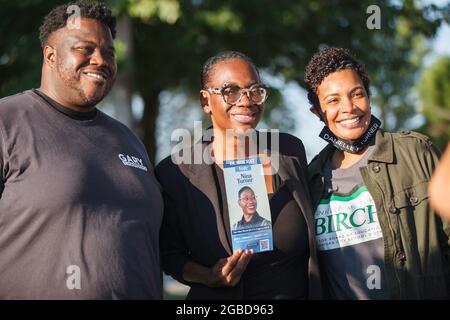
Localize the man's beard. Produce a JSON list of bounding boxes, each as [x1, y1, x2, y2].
[[57, 65, 114, 109], [70, 84, 106, 108], [66, 75, 112, 108]]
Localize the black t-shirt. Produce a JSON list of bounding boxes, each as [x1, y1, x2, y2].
[[213, 164, 309, 299], [0, 90, 163, 299], [33, 89, 97, 120]]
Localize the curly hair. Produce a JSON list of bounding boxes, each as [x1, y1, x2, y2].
[[39, 0, 116, 48], [304, 47, 371, 110], [201, 51, 259, 89]]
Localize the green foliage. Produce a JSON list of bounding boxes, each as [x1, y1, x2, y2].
[[0, 0, 448, 159], [0, 0, 65, 95], [417, 56, 450, 149], [126, 0, 180, 24], [200, 6, 242, 33], [113, 38, 128, 67], [367, 0, 440, 131]]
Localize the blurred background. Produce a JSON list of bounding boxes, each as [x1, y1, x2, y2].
[[1, 0, 449, 298]]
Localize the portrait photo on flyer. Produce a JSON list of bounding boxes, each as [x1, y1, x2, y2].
[[223, 157, 273, 253]]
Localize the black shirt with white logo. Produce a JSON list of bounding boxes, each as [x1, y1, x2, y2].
[[0, 90, 163, 299]]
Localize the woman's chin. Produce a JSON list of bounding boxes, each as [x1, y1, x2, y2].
[[231, 125, 257, 134], [332, 127, 366, 141]]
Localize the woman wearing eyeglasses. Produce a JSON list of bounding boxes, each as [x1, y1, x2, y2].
[[305, 47, 450, 299], [232, 186, 271, 231], [155, 51, 322, 299]]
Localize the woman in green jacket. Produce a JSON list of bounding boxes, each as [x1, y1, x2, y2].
[[304, 47, 450, 299]]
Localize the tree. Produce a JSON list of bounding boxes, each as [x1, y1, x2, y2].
[[1, 0, 448, 161], [0, 0, 65, 95], [417, 56, 450, 150], [116, 0, 448, 161]]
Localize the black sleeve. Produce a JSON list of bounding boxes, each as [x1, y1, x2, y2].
[[296, 138, 309, 177], [155, 160, 191, 284], [281, 133, 312, 202]]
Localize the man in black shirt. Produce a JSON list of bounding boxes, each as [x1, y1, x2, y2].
[[0, 1, 163, 299]]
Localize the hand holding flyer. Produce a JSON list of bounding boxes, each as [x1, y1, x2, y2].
[[223, 157, 273, 253]]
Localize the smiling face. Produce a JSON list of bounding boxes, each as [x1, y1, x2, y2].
[[42, 18, 117, 111], [201, 59, 264, 133], [238, 188, 257, 216], [314, 69, 371, 141]]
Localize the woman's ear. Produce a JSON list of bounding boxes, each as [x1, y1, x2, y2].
[[200, 90, 211, 114], [310, 106, 325, 123], [310, 106, 321, 118]]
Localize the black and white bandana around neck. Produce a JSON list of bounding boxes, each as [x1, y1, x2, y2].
[[318, 116, 381, 154]]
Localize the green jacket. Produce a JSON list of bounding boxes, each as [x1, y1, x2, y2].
[[308, 129, 450, 299]]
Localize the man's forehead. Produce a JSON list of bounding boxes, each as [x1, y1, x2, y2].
[[51, 18, 113, 44]]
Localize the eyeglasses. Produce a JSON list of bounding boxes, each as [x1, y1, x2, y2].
[[239, 195, 257, 203], [205, 84, 269, 105]]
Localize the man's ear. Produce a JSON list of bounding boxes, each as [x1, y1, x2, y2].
[[200, 90, 211, 114], [43, 45, 56, 67]]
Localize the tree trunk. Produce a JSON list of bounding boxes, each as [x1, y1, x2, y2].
[[113, 15, 134, 129], [141, 89, 161, 164]]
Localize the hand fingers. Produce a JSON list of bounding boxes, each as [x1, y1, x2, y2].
[[227, 250, 253, 282], [210, 250, 253, 287], [212, 257, 228, 278], [207, 257, 232, 287], [220, 250, 244, 276]]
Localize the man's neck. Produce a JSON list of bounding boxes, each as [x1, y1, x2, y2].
[[34, 88, 97, 121], [38, 84, 95, 113]]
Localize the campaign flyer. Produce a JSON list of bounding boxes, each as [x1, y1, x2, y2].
[[223, 157, 273, 253]]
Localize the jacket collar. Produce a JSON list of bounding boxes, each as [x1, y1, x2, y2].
[[178, 138, 233, 255], [308, 143, 334, 179], [368, 129, 394, 164], [238, 211, 263, 224]]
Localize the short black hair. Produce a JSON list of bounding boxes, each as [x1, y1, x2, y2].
[[39, 0, 116, 48], [238, 186, 254, 199], [304, 47, 371, 109], [201, 51, 259, 89]]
